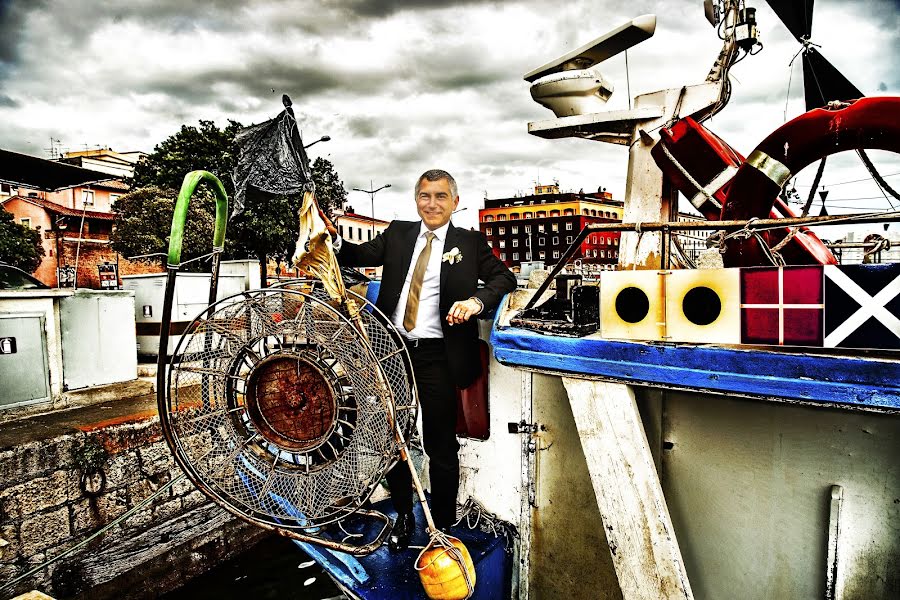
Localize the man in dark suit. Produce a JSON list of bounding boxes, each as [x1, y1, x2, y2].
[[324, 169, 516, 551]]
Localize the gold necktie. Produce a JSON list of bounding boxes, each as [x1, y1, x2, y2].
[[403, 232, 436, 332]]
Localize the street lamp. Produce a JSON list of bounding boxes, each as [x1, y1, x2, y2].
[[304, 135, 331, 149], [353, 181, 391, 239]]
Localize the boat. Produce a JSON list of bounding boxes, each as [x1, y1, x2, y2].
[[155, 1, 900, 598]]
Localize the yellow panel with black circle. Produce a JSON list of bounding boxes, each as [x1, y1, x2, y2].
[[665, 268, 741, 344], [599, 270, 665, 341]]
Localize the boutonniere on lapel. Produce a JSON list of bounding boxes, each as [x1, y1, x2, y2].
[[442, 247, 463, 265]]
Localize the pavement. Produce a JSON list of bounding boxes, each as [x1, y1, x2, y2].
[[0, 363, 160, 448]]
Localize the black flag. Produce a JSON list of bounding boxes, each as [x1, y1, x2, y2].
[[231, 94, 313, 216]]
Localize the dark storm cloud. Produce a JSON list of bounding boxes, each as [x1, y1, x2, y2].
[[333, 0, 517, 19], [0, 0, 47, 70]]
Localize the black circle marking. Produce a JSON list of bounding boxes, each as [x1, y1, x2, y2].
[[683, 286, 721, 326], [615, 286, 650, 323]]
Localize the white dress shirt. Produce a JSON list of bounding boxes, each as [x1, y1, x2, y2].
[[391, 221, 449, 339]]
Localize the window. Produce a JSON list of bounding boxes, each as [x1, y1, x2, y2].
[[497, 214, 507, 221], [607, 237, 612, 245], [499, 240, 506, 248], [513, 252, 519, 260], [614, 250, 618, 258], [538, 238, 545, 246], [347, 227, 353, 240], [564, 208, 574, 216], [583, 209, 589, 215], [339, 225, 345, 237], [566, 236, 573, 244], [110, 194, 121, 204], [539, 251, 546, 260], [512, 239, 519, 247], [498, 226, 506, 235], [551, 223, 559, 232], [550, 210, 560, 217], [367, 229, 372, 241], [500, 252, 506, 260], [82, 190, 94, 206], [537, 211, 546, 218], [510, 213, 520, 220], [566, 222, 573, 230], [524, 212, 533, 218], [591, 210, 597, 216], [614, 237, 619, 246], [599, 236, 605, 245], [484, 215, 494, 222], [553, 251, 560, 259], [19, 218, 31, 228], [512, 226, 519, 234], [0, 183, 11, 195], [525, 225, 532, 233], [538, 224, 545, 233], [486, 227, 492, 235], [552, 236, 559, 245], [601, 250, 606, 258], [358, 227, 363, 240], [487, 241, 492, 247], [593, 250, 598, 257]]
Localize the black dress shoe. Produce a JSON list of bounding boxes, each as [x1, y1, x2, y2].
[[388, 511, 415, 552]]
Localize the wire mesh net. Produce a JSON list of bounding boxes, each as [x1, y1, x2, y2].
[[162, 286, 417, 530]]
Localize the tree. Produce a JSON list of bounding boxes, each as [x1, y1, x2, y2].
[[310, 157, 347, 220], [0, 208, 44, 272], [110, 186, 215, 270], [132, 120, 242, 196]]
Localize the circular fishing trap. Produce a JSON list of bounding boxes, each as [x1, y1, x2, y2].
[[159, 285, 417, 533]]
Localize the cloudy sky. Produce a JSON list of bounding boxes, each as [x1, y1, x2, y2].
[[1, 0, 898, 233]]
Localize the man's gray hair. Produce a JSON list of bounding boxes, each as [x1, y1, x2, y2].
[[415, 169, 458, 199]]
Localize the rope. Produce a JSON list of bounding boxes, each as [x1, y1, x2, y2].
[[453, 497, 518, 554], [0, 474, 186, 595], [657, 144, 720, 206], [414, 529, 475, 599]]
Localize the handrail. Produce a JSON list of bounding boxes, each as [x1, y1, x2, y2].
[[167, 170, 229, 267]]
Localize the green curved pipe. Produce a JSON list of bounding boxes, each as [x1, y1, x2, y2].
[[167, 170, 229, 267]]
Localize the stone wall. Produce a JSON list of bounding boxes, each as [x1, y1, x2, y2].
[[0, 417, 266, 599]]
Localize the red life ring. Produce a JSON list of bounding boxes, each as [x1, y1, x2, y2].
[[720, 97, 900, 266]]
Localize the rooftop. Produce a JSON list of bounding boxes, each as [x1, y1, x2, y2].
[[0, 148, 120, 192]]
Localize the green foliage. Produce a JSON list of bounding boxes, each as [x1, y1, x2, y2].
[[132, 120, 243, 196], [0, 207, 44, 272], [311, 156, 348, 220], [110, 186, 215, 270]]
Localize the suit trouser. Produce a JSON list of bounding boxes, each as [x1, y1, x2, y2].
[[386, 339, 460, 528]]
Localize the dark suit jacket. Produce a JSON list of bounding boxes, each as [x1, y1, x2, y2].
[[337, 220, 516, 388]]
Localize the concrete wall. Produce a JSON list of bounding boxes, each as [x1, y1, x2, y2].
[[0, 417, 265, 599]]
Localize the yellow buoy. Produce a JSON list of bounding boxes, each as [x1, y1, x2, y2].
[[416, 535, 476, 600]]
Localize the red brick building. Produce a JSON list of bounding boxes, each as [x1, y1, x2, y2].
[[480, 184, 623, 270]]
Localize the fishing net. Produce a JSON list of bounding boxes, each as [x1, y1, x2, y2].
[[161, 285, 417, 533]]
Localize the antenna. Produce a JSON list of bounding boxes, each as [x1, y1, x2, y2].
[[524, 15, 656, 117]]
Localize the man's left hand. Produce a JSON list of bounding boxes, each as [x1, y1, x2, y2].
[[446, 298, 482, 325]]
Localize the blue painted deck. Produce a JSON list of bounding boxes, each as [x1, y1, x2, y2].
[[490, 321, 900, 411], [292, 497, 513, 600]]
